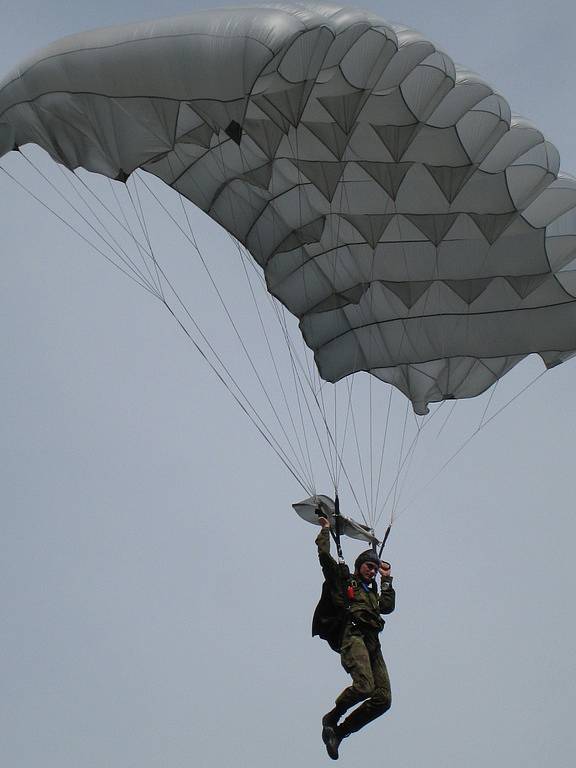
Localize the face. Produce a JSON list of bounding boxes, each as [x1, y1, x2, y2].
[[358, 561, 379, 582]]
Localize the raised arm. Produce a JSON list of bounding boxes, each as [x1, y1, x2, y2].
[[315, 517, 339, 583], [378, 560, 396, 614]]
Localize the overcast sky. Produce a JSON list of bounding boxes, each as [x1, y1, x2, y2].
[[2, 2, 576, 767]]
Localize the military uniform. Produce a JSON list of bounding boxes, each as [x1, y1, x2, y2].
[[315, 527, 395, 738]]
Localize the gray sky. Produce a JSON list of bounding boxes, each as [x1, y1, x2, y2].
[[2, 2, 576, 767]]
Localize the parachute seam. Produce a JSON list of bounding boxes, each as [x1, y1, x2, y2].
[[312, 298, 576, 351], [0, 32, 278, 98]]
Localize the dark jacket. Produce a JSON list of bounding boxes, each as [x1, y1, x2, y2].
[[313, 528, 395, 649]]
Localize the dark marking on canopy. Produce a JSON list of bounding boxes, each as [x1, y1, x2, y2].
[[225, 120, 242, 145]]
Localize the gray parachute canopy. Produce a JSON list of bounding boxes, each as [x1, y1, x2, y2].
[[2, 3, 576, 414]]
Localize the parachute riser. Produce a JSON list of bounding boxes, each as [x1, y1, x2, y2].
[[333, 494, 345, 563], [377, 524, 392, 559]]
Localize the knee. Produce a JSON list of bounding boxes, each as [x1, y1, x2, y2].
[[352, 680, 374, 700], [371, 687, 392, 714]]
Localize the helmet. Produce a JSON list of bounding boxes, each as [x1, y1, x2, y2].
[[354, 550, 380, 573]]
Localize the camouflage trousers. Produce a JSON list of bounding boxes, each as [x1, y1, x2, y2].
[[334, 629, 391, 736]]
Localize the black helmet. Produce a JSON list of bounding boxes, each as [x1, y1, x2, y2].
[[354, 550, 380, 573]]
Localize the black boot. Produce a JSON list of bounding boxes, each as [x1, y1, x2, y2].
[[322, 725, 341, 760]]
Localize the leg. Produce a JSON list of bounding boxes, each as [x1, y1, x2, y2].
[[322, 634, 374, 760], [337, 646, 391, 737], [333, 633, 375, 716]]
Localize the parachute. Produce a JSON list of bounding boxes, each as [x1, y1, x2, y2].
[[2, 3, 576, 542]]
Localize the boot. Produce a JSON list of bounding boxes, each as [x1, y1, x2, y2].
[[322, 725, 341, 760]]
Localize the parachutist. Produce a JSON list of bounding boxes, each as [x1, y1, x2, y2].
[[313, 516, 396, 760]]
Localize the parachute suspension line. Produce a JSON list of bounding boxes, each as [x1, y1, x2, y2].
[[268, 350, 369, 524], [277, 316, 368, 525], [162, 302, 311, 495], [335, 344, 371, 510], [395, 378, 500, 523], [387, 412, 415, 529], [393, 415, 425, 519], [265, 291, 318, 494], [347, 387, 372, 521], [110, 178, 166, 300], [478, 379, 499, 430], [62, 167, 163, 297], [109, 178, 142, 241], [374, 400, 445, 529], [95, 174, 160, 295], [159, 290, 314, 495], [317, 364, 338, 488], [373, 384, 394, 518], [136, 171, 313, 487], [22, 152, 161, 296], [12, 152, 160, 296], [107, 177, 164, 297], [335, 355, 360, 490], [335, 377, 351, 490], [234, 237, 316, 493], [390, 398, 410, 520], [232, 238, 333, 495], [274, 301, 341, 494], [56, 164, 163, 298], [264, 280, 366, 523], [280, 304, 331, 493], [475, 369, 547, 432], [0, 162, 157, 296], [436, 398, 458, 438], [333, 361, 375, 529], [126, 177, 166, 301], [63, 169, 158, 298], [301, 314, 317, 386], [396, 368, 548, 519], [209, 139, 321, 492]]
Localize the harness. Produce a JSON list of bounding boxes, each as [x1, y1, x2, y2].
[[312, 494, 390, 651]]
